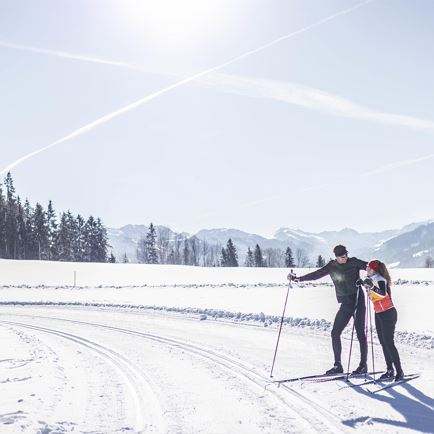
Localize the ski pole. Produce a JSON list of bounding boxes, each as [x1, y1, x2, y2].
[[367, 289, 376, 381], [270, 269, 294, 378], [364, 289, 369, 381]]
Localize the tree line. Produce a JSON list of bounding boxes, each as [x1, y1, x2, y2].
[[135, 223, 327, 268], [0, 173, 109, 262]]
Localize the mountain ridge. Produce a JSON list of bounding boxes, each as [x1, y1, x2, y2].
[[107, 220, 434, 267]]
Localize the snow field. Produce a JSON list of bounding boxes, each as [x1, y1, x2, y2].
[[0, 260, 433, 433]]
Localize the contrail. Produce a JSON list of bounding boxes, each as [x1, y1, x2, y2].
[[0, 40, 145, 72], [1, 0, 375, 175], [359, 152, 434, 177], [200, 72, 434, 132]]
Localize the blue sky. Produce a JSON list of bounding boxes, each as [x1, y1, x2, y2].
[[1, 0, 433, 237]]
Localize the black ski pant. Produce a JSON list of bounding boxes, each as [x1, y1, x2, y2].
[[375, 307, 402, 373], [331, 291, 367, 366]]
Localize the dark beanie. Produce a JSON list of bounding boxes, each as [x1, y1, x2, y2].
[[333, 245, 348, 257]]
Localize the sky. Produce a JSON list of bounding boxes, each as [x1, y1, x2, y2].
[[1, 0, 433, 238]]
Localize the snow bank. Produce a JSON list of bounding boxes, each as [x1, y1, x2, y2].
[[1, 260, 433, 342], [2, 259, 434, 286]]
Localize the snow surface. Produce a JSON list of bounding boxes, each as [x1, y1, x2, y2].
[[0, 260, 433, 433]]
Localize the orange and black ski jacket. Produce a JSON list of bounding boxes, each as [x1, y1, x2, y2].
[[362, 273, 395, 313]]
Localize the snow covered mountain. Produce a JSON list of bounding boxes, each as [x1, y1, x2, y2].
[[107, 224, 187, 262], [107, 221, 434, 266], [373, 222, 434, 267], [195, 228, 286, 251]]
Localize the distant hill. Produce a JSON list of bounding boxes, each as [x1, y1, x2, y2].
[[107, 220, 434, 267]]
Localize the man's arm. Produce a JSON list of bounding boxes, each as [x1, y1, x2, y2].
[[353, 257, 368, 271], [298, 261, 332, 282]]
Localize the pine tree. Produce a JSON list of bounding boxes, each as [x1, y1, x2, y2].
[[0, 173, 108, 264], [224, 238, 238, 267], [109, 252, 116, 263], [15, 197, 27, 259], [83, 216, 108, 263], [245, 247, 254, 267], [254, 244, 264, 267], [32, 203, 49, 260], [23, 199, 36, 259], [95, 218, 109, 262], [74, 214, 87, 261], [285, 247, 295, 267], [316, 255, 326, 268], [4, 172, 18, 258], [145, 223, 158, 264], [46, 200, 58, 260], [0, 183, 6, 258], [56, 212, 74, 261], [123, 253, 129, 263], [220, 247, 228, 267]]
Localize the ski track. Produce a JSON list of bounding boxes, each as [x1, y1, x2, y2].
[[0, 319, 166, 434], [1, 310, 349, 434]]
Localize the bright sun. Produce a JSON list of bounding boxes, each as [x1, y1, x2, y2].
[[124, 0, 225, 40]]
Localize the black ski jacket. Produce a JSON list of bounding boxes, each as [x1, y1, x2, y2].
[[298, 257, 368, 302]]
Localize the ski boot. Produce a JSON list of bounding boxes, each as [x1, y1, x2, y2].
[[325, 363, 343, 375], [395, 370, 405, 382], [379, 369, 394, 380], [352, 364, 367, 375]]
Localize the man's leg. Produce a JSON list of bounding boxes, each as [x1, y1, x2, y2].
[[354, 291, 367, 366], [331, 303, 353, 365]]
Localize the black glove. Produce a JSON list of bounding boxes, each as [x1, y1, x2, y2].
[[356, 278, 373, 288]]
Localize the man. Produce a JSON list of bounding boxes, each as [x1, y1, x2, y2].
[[290, 245, 368, 374]]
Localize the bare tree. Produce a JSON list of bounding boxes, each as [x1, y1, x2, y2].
[[201, 239, 210, 266], [425, 256, 434, 268], [136, 237, 146, 263], [190, 236, 199, 266], [209, 244, 222, 267], [157, 227, 171, 264], [173, 234, 182, 265], [296, 248, 310, 268]]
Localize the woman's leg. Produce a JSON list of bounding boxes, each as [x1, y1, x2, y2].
[[375, 312, 393, 370], [377, 308, 402, 373]]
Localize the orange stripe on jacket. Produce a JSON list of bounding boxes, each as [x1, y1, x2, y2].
[[370, 291, 394, 313]]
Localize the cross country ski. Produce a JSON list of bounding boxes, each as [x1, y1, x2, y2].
[[368, 374, 421, 393]]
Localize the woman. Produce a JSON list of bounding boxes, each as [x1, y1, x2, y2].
[[359, 260, 404, 381]]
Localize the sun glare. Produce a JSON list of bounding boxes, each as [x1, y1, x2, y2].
[[124, 0, 225, 41]]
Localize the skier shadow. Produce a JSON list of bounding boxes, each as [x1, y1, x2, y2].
[[341, 382, 434, 432]]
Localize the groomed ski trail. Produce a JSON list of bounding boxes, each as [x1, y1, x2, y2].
[[0, 319, 166, 433], [1, 309, 349, 434]]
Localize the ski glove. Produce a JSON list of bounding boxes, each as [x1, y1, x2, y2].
[[356, 278, 373, 288], [288, 273, 299, 282]]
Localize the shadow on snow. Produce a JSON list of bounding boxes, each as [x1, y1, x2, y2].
[[342, 382, 434, 432]]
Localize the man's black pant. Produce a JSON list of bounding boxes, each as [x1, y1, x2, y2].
[[375, 307, 402, 372], [331, 290, 367, 366]]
